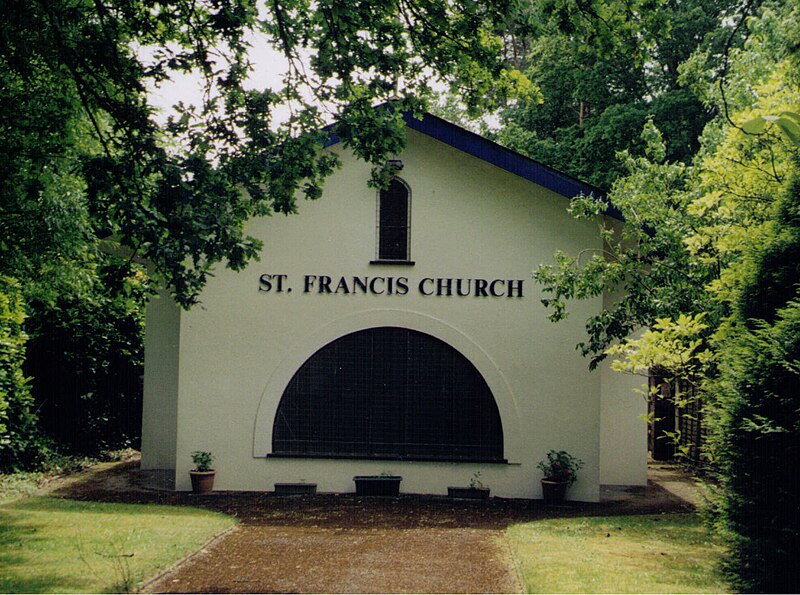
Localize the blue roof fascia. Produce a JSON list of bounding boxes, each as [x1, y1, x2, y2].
[[322, 109, 623, 220], [402, 111, 623, 221]]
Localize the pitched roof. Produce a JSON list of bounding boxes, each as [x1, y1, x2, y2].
[[400, 111, 622, 220], [326, 109, 621, 220]]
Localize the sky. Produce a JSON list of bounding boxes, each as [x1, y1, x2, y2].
[[146, 29, 297, 125]]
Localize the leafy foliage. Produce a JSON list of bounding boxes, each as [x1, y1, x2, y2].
[[705, 164, 800, 593], [23, 265, 148, 454], [534, 119, 713, 369], [537, 449, 584, 486], [0, 278, 41, 472], [2, 0, 533, 308], [191, 451, 214, 472], [521, 2, 799, 589], [742, 111, 800, 147], [535, 44, 798, 369], [496, 0, 735, 189], [607, 314, 714, 380]]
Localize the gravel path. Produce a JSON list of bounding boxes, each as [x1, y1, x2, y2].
[[142, 525, 520, 593]]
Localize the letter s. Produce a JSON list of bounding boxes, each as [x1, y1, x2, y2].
[[258, 274, 273, 292]]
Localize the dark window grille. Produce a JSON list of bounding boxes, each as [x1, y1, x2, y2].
[[272, 327, 504, 462], [378, 179, 409, 260]]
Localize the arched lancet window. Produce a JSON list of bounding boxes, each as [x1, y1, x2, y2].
[[377, 178, 410, 261], [272, 327, 504, 462]]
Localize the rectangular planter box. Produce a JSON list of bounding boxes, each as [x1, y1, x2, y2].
[[353, 475, 402, 497], [274, 482, 317, 496], [447, 486, 490, 500]]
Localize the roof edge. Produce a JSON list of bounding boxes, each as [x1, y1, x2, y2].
[[401, 111, 622, 221], [325, 109, 623, 221]]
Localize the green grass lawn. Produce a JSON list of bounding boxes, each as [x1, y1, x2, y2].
[[507, 513, 729, 594], [0, 496, 236, 593]]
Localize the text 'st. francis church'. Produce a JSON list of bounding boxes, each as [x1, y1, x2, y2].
[[141, 111, 646, 500]]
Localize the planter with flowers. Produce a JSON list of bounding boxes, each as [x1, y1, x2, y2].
[[537, 450, 583, 503], [189, 451, 216, 494]]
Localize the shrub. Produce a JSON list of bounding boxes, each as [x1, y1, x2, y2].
[[191, 451, 214, 472], [24, 263, 147, 454], [709, 165, 800, 593], [0, 276, 42, 471], [537, 450, 584, 486]]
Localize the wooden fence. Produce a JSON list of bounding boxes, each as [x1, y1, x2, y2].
[[648, 375, 704, 462]]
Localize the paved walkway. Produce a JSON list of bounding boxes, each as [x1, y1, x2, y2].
[[45, 458, 700, 594]]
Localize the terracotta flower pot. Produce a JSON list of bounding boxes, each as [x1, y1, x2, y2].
[[189, 470, 216, 494], [541, 478, 569, 503]]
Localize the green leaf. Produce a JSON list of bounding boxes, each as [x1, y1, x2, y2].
[[776, 116, 800, 147], [740, 116, 767, 134]]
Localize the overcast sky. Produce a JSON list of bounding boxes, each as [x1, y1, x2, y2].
[[146, 29, 297, 125]]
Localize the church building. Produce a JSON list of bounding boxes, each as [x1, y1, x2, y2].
[[140, 111, 646, 501]]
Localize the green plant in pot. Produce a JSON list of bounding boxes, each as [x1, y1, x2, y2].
[[189, 451, 215, 494], [537, 450, 583, 503]]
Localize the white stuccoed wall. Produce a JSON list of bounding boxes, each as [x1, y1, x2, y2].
[[142, 127, 647, 500], [141, 287, 179, 470]]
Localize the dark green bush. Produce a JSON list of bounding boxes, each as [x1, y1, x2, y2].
[[715, 303, 800, 593], [24, 263, 147, 454], [712, 166, 800, 593]]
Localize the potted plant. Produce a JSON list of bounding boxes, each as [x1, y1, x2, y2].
[[189, 451, 216, 494], [353, 472, 402, 496], [448, 471, 490, 500], [537, 450, 583, 503]]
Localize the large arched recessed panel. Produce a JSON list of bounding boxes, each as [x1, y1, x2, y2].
[[271, 327, 504, 462]]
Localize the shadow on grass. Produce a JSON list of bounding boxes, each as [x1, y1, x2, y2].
[[0, 510, 93, 593]]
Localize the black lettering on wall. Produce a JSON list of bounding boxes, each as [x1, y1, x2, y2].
[[419, 278, 434, 296], [334, 277, 350, 294], [436, 278, 453, 296], [507, 280, 524, 298], [259, 274, 273, 292], [319, 275, 333, 293], [303, 275, 316, 293], [456, 279, 472, 297], [369, 277, 385, 295], [396, 277, 409, 295], [260, 274, 289, 292], [489, 279, 505, 297], [266, 274, 525, 299]]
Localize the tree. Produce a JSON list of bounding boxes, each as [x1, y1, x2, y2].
[[523, 2, 799, 587], [2, 0, 533, 308], [0, 277, 40, 471], [496, 0, 741, 189], [708, 163, 800, 593], [532, 2, 798, 369], [1, 0, 533, 463], [24, 265, 148, 454]]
